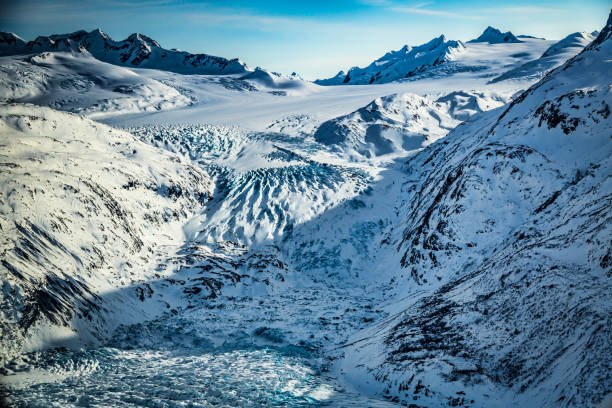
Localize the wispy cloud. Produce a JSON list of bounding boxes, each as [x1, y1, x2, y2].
[[482, 6, 565, 15], [186, 11, 303, 27], [360, 1, 563, 21], [357, 0, 392, 6], [183, 8, 379, 33], [390, 2, 483, 20], [0, 1, 349, 34], [359, 1, 483, 20]]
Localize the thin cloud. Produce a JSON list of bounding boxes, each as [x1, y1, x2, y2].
[[483, 6, 565, 15], [186, 11, 301, 27], [358, 0, 392, 6], [184, 10, 377, 33], [360, 0, 484, 20], [390, 4, 483, 20]]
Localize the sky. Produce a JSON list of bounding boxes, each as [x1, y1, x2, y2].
[[0, 0, 609, 80]]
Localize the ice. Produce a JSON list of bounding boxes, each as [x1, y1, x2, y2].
[[1, 12, 611, 408]]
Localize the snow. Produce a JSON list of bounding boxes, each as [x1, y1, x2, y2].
[[469, 26, 522, 44], [491, 31, 594, 83], [312, 91, 511, 160], [1, 29, 248, 75], [0, 52, 192, 118], [315, 34, 549, 87], [338, 18, 612, 407], [315, 35, 466, 85], [1, 11, 611, 408]]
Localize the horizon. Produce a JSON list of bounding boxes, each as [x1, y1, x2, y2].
[[2, 2, 611, 407], [0, 0, 609, 80]]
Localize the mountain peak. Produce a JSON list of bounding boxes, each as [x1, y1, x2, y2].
[[0, 32, 26, 56], [127, 33, 160, 48], [0, 32, 25, 45], [469, 26, 521, 44], [0, 29, 249, 75], [587, 8, 612, 48], [89, 28, 109, 40], [315, 34, 464, 85], [48, 29, 87, 40]]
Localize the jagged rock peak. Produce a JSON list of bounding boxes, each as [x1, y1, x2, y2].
[[588, 8, 612, 48], [0, 32, 25, 47], [126, 32, 161, 48], [469, 26, 521, 43]]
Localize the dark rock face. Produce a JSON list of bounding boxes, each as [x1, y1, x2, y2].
[[0, 32, 26, 51], [469, 26, 522, 44], [535, 90, 610, 134], [587, 9, 612, 48]]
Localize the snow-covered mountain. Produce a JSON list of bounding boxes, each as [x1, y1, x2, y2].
[[491, 31, 595, 83], [0, 32, 26, 55], [238, 67, 312, 93], [0, 104, 213, 363], [341, 13, 612, 407], [314, 70, 346, 86], [469, 26, 522, 43], [315, 35, 466, 85], [315, 32, 555, 86], [0, 52, 318, 119], [0, 29, 248, 75], [0, 51, 193, 118], [313, 91, 509, 159], [1, 10, 610, 408]]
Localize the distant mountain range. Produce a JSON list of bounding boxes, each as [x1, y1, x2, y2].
[[0, 25, 595, 88], [314, 25, 598, 86], [0, 29, 248, 75], [315, 35, 465, 85]]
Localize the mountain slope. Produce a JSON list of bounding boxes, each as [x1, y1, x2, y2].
[[0, 51, 193, 118], [342, 12, 612, 408], [0, 104, 213, 363], [491, 31, 594, 83], [0, 29, 248, 75], [315, 36, 465, 85]]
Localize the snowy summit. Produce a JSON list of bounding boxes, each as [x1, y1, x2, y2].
[[469, 26, 522, 43], [315, 35, 465, 85]]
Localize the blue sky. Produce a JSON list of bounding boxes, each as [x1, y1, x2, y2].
[[0, 0, 609, 79]]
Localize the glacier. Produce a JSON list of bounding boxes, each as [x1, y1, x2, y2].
[[0, 10, 611, 408]]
